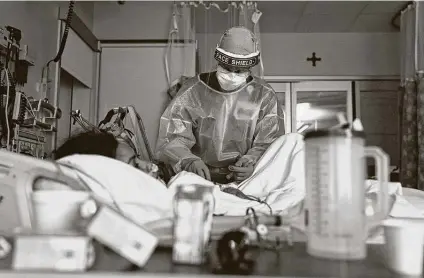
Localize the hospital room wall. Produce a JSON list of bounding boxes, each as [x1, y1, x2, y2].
[[196, 32, 400, 76], [0, 1, 95, 152], [0, 1, 60, 101], [92, 2, 401, 161], [93, 1, 172, 41], [92, 2, 399, 76], [0, 1, 95, 100], [59, 1, 95, 31], [56, 1, 95, 148]]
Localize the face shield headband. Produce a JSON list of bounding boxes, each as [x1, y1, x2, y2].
[[214, 28, 261, 69], [214, 47, 260, 69]]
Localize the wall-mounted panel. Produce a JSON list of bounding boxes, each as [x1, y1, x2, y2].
[[61, 24, 94, 88]]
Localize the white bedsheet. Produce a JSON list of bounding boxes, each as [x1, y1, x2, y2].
[[57, 133, 424, 230], [167, 133, 306, 216]]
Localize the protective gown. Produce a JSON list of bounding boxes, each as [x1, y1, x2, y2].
[[155, 73, 285, 179]]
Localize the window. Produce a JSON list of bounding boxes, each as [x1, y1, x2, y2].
[[296, 91, 347, 134], [270, 81, 352, 134], [268, 79, 400, 169]]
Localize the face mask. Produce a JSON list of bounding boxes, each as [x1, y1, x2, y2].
[[216, 66, 249, 91]]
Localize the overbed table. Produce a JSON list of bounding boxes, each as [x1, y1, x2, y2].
[[0, 242, 413, 278], [2, 185, 423, 278]]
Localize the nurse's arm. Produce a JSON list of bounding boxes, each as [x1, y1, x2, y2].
[[155, 105, 201, 173]]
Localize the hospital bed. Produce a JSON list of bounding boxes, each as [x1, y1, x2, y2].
[[0, 144, 424, 277], [0, 144, 422, 236], [0, 105, 160, 233], [0, 149, 86, 233], [0, 147, 286, 239], [0, 105, 423, 276]]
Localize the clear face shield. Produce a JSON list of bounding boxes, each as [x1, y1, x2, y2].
[[213, 37, 260, 91], [197, 25, 261, 94], [198, 2, 264, 77]]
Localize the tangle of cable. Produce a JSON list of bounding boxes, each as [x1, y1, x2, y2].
[[1, 67, 11, 150]]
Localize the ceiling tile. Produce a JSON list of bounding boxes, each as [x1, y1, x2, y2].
[[296, 14, 357, 32], [303, 1, 368, 15], [260, 15, 299, 33], [350, 14, 398, 32], [361, 1, 407, 14], [257, 1, 307, 16], [194, 1, 403, 34]]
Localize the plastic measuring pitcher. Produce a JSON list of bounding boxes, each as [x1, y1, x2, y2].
[[304, 128, 390, 260]]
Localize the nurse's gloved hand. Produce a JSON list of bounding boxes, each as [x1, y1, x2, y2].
[[235, 156, 255, 167], [229, 165, 254, 182], [185, 160, 211, 181], [228, 157, 255, 182]]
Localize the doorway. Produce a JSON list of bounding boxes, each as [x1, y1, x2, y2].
[[56, 69, 92, 148], [57, 70, 73, 147]]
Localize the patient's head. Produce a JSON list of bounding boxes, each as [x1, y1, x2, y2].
[[55, 131, 157, 177], [54, 131, 136, 164]]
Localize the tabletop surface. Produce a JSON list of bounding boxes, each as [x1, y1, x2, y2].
[[0, 241, 411, 278]]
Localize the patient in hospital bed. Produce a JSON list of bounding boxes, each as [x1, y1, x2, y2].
[[50, 129, 307, 224], [50, 129, 420, 231], [53, 130, 172, 223], [55, 130, 158, 177]]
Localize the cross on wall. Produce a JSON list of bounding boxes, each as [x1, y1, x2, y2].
[[306, 52, 322, 67]]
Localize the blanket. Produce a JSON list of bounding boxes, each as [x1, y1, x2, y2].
[[55, 133, 422, 231]]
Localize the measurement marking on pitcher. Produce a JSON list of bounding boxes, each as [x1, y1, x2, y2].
[[314, 146, 331, 237]]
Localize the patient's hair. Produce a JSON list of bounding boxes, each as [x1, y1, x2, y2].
[[54, 131, 119, 160]]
